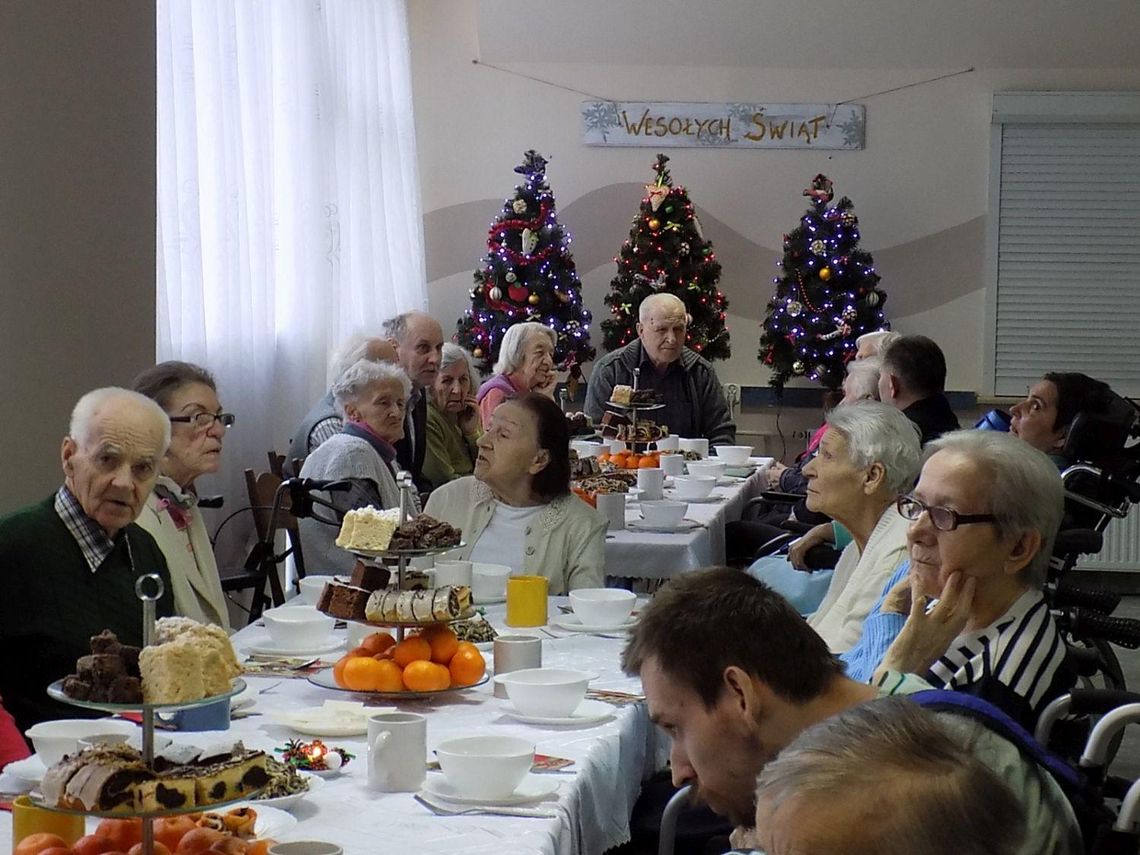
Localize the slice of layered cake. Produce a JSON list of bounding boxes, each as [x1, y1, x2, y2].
[[336, 506, 401, 552]]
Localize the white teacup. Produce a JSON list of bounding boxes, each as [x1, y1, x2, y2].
[[687, 460, 726, 480], [660, 453, 685, 477], [472, 563, 513, 603], [655, 435, 680, 452], [640, 500, 687, 528], [571, 440, 601, 458], [678, 438, 709, 458], [636, 467, 664, 501], [429, 560, 473, 588], [606, 438, 627, 454], [368, 712, 427, 792]]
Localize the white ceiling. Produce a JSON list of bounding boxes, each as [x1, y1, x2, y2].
[[475, 0, 1140, 69]]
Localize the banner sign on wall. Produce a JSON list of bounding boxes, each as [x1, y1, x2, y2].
[[581, 102, 865, 150]]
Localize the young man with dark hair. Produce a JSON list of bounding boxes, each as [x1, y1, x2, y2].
[[621, 567, 1080, 853], [877, 335, 959, 444]]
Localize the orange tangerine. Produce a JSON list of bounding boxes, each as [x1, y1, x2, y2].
[[372, 659, 405, 693], [342, 656, 390, 692], [402, 660, 451, 692], [448, 645, 486, 687], [422, 625, 460, 665], [359, 631, 397, 656], [392, 636, 433, 668]]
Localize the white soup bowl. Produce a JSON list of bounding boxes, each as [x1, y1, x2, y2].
[[262, 605, 335, 650], [569, 588, 637, 626], [27, 718, 138, 767], [714, 445, 753, 466], [495, 668, 593, 718], [672, 476, 716, 500], [640, 501, 688, 528], [435, 735, 535, 799]]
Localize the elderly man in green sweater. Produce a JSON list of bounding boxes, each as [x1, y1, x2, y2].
[[0, 388, 174, 730]]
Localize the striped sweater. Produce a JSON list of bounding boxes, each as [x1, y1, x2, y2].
[[926, 588, 1073, 731]]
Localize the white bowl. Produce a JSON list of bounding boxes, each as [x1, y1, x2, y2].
[[673, 476, 716, 500], [435, 735, 535, 800], [27, 718, 138, 767], [472, 563, 513, 602], [686, 460, 726, 480], [714, 445, 753, 466], [296, 576, 328, 606], [640, 501, 688, 528], [495, 668, 593, 718], [570, 440, 601, 458], [678, 438, 709, 458], [261, 605, 335, 650], [570, 588, 637, 626], [655, 435, 680, 452]]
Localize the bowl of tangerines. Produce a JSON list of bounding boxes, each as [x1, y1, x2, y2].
[[319, 628, 486, 697], [595, 450, 664, 471]]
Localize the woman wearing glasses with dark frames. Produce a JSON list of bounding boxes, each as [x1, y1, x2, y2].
[[132, 361, 234, 630], [866, 430, 1074, 730]]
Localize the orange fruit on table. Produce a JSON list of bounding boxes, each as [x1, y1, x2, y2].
[[359, 631, 397, 656], [14, 834, 70, 855], [155, 816, 199, 852], [246, 842, 273, 855], [342, 656, 391, 692], [391, 635, 432, 668], [372, 658, 405, 693], [638, 455, 658, 468], [448, 645, 486, 686], [129, 844, 173, 855], [422, 625, 460, 664], [402, 660, 451, 692], [95, 819, 143, 851], [609, 451, 627, 467], [174, 828, 226, 855], [73, 835, 120, 855]]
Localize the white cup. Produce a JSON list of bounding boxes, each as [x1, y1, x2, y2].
[[571, 440, 600, 458], [655, 435, 680, 452], [606, 438, 627, 454], [492, 635, 542, 699], [368, 712, 427, 792], [347, 621, 372, 648], [595, 492, 627, 531], [472, 563, 513, 603], [636, 467, 664, 501], [660, 453, 685, 477], [429, 560, 473, 588], [678, 437, 709, 458]]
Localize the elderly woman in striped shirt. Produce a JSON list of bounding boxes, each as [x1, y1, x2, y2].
[[873, 430, 1073, 730]]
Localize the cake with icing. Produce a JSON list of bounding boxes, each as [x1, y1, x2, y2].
[[336, 506, 402, 552]]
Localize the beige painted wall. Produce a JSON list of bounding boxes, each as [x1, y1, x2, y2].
[[0, 1, 156, 514], [408, 1, 1140, 404]]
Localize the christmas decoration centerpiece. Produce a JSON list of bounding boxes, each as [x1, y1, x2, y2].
[[759, 174, 888, 391], [276, 739, 354, 777], [456, 150, 595, 377], [601, 154, 730, 360]]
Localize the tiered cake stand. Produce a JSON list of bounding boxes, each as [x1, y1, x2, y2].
[[603, 367, 665, 453], [35, 574, 256, 855]]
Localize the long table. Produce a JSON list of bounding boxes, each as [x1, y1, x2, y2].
[[1, 602, 661, 855], [604, 464, 769, 579]]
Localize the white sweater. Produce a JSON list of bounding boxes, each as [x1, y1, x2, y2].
[[808, 505, 910, 653]]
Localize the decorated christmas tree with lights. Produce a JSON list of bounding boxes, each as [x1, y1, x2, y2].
[[601, 154, 730, 360], [759, 174, 888, 392], [456, 150, 594, 376]]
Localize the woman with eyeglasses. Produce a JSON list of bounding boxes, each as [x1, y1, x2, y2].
[[861, 431, 1073, 730], [132, 361, 235, 630]]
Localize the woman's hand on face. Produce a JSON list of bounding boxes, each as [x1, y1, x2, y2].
[[765, 462, 788, 490], [877, 571, 976, 677], [533, 373, 558, 398], [457, 395, 481, 435]]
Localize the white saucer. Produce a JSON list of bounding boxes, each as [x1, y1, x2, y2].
[[502, 698, 615, 726], [422, 773, 559, 806], [5, 754, 46, 785], [667, 493, 723, 504], [551, 613, 638, 633], [627, 518, 703, 533], [473, 594, 506, 605], [246, 637, 343, 657]]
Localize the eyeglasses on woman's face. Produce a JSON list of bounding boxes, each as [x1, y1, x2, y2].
[[169, 412, 236, 430], [896, 494, 997, 532]]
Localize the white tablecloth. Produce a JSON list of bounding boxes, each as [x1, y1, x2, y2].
[[2, 602, 660, 855], [604, 467, 767, 579]]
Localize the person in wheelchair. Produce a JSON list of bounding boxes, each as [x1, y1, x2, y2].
[[870, 431, 1074, 731], [1009, 372, 1114, 466]]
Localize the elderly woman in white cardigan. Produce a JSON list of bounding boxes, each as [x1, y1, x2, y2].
[[796, 401, 922, 653], [299, 359, 418, 575], [475, 322, 557, 430], [426, 392, 606, 594]]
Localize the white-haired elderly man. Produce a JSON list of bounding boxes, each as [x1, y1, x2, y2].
[[0, 388, 175, 730], [836, 431, 1074, 731], [287, 333, 398, 467], [751, 697, 1028, 855], [475, 322, 557, 430], [384, 312, 445, 493], [585, 293, 735, 444]]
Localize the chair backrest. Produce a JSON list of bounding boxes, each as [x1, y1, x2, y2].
[[243, 466, 307, 589]]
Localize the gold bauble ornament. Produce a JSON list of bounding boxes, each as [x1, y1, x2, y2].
[[819, 267, 832, 281], [648, 218, 661, 230], [528, 293, 540, 305], [473, 347, 484, 358]]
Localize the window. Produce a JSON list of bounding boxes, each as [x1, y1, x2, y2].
[[984, 93, 1140, 397]]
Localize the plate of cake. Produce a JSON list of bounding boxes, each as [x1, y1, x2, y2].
[[336, 508, 462, 557]]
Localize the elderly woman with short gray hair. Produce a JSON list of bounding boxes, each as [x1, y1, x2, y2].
[[794, 401, 922, 653], [299, 359, 418, 574], [475, 322, 557, 429], [424, 343, 482, 490]]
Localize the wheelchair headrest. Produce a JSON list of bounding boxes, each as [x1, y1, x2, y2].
[[1062, 392, 1138, 467]]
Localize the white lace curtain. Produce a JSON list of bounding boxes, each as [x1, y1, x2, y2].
[[157, 0, 425, 530]]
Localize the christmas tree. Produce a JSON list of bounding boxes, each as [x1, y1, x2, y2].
[[601, 154, 730, 360], [759, 174, 888, 392], [456, 150, 594, 375]]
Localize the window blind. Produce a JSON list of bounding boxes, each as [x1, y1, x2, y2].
[[993, 123, 1140, 397]]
